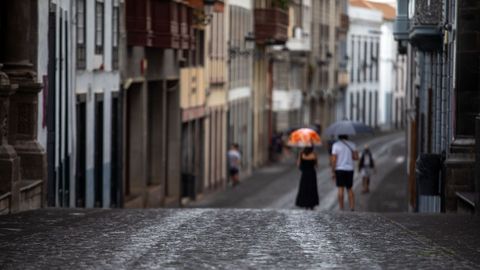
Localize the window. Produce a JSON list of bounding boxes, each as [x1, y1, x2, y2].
[[370, 39, 377, 81], [350, 92, 354, 120], [76, 0, 86, 69], [112, 0, 119, 69], [356, 92, 360, 121], [95, 1, 104, 54], [351, 37, 355, 82], [375, 40, 379, 81], [195, 30, 205, 66], [363, 40, 367, 82], [357, 39, 361, 83]]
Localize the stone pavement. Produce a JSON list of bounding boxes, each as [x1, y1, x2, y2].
[[0, 208, 479, 269]]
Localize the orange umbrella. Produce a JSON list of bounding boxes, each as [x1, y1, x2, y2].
[[287, 128, 322, 147]]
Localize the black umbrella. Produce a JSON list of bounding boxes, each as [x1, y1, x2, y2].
[[325, 120, 374, 136]]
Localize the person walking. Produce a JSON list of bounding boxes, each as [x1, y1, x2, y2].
[[330, 134, 358, 211], [227, 143, 241, 187], [295, 146, 319, 210], [359, 145, 375, 193]]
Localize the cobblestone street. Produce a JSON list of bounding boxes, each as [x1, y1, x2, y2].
[[1, 209, 479, 269], [1, 132, 480, 269]]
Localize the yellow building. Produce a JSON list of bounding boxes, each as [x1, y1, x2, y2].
[[203, 1, 229, 190]]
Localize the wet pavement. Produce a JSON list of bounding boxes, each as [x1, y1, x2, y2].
[[0, 208, 479, 269]]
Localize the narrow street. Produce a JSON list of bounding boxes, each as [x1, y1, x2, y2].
[[2, 131, 478, 269], [189, 131, 407, 211]]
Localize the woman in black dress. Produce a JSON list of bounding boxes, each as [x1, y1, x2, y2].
[[295, 147, 319, 210]]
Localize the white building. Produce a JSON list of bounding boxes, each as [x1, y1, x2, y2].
[[37, 0, 121, 208], [37, 0, 78, 208], [375, 1, 405, 129], [74, 0, 121, 208], [347, 0, 402, 129], [346, 2, 382, 127]]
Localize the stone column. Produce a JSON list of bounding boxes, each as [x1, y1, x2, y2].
[[6, 71, 46, 183], [455, 2, 480, 137], [0, 65, 20, 211], [1, 0, 47, 193], [2, 1, 34, 64]]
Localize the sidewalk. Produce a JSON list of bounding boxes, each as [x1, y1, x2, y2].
[[188, 158, 297, 208]]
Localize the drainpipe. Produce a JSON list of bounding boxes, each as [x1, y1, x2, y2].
[[475, 115, 480, 214]]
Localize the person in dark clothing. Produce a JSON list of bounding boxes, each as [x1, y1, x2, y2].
[[358, 145, 375, 193], [327, 135, 336, 156], [295, 146, 319, 210]]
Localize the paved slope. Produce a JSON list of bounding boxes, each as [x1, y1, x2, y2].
[[0, 209, 478, 269]]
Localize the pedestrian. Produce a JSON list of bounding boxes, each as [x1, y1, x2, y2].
[[330, 134, 359, 211], [227, 143, 241, 187], [359, 145, 375, 193], [327, 135, 336, 156], [295, 146, 319, 210]]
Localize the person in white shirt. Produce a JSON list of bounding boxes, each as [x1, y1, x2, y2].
[[330, 134, 359, 211], [227, 143, 241, 187]]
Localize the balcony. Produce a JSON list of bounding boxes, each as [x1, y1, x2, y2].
[[126, 0, 200, 49], [394, 0, 409, 54], [409, 0, 443, 51], [150, 0, 180, 48], [126, 0, 150, 46], [254, 8, 289, 45]]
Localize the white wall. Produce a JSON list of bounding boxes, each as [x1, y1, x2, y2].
[[346, 6, 383, 126], [36, 0, 120, 208], [379, 20, 396, 126], [75, 0, 121, 208], [228, 0, 251, 9], [37, 0, 50, 149]]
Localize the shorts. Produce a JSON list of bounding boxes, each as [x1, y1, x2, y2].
[[229, 168, 239, 177], [360, 167, 372, 177], [335, 170, 354, 189]]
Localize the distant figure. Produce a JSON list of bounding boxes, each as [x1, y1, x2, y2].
[[313, 122, 322, 135], [270, 132, 283, 162], [327, 135, 336, 156], [227, 143, 241, 187], [295, 146, 319, 210], [359, 145, 375, 193], [331, 134, 359, 211]]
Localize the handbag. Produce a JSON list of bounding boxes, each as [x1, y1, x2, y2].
[[340, 140, 359, 160]]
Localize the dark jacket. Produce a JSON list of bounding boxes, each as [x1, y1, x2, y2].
[[358, 150, 375, 170]]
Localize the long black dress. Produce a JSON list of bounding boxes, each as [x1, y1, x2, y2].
[[295, 157, 319, 209]]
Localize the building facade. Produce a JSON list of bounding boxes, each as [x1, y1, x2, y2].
[[228, 0, 254, 176], [346, 2, 381, 127], [74, 0, 121, 208], [121, 0, 207, 207], [395, 0, 480, 212], [180, 0, 208, 202], [271, 0, 311, 134], [204, 1, 228, 189], [309, 0, 350, 134], [252, 0, 289, 167]]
